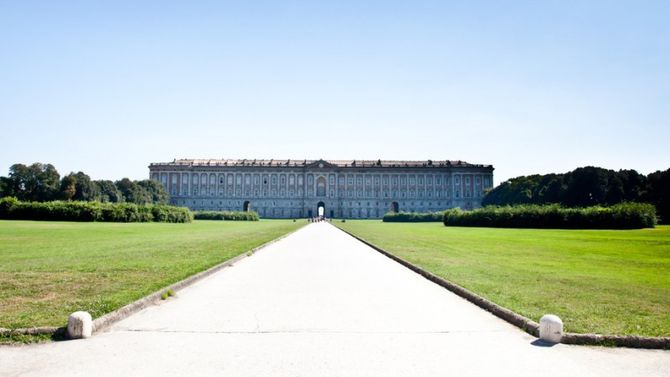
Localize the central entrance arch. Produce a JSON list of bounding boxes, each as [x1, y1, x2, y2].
[[391, 201, 399, 213], [317, 201, 325, 218], [243, 201, 251, 212]]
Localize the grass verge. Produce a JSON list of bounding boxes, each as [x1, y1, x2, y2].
[[0, 219, 303, 343], [335, 220, 670, 337]]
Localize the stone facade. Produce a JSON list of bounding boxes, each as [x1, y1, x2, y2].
[[149, 159, 494, 219]]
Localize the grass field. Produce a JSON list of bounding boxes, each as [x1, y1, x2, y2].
[[336, 220, 670, 337], [0, 219, 303, 333]]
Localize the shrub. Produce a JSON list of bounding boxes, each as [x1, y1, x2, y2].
[[383, 211, 445, 222], [0, 198, 192, 223], [193, 211, 259, 221], [443, 203, 657, 229]]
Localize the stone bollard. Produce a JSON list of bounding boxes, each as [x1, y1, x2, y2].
[[539, 314, 563, 343], [68, 311, 93, 339]]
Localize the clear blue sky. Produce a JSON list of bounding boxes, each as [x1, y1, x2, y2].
[[1, 1, 668, 184]]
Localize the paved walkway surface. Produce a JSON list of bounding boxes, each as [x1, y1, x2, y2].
[[2, 222, 669, 376]]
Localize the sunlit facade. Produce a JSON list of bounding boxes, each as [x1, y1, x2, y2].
[[149, 159, 494, 218]]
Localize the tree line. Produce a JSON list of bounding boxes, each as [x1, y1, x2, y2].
[[0, 163, 168, 204], [483, 166, 670, 223]]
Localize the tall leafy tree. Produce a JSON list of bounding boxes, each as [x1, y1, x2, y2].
[[563, 167, 610, 206], [95, 180, 123, 202], [0, 176, 8, 198], [645, 169, 670, 224], [72, 172, 100, 201], [60, 172, 101, 201], [4, 163, 61, 201], [115, 178, 152, 204], [136, 179, 169, 204], [59, 175, 77, 200]]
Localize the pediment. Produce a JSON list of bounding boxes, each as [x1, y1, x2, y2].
[[305, 159, 337, 169]]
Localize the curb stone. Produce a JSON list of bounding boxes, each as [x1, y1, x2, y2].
[[1, 223, 306, 340], [333, 223, 670, 350]]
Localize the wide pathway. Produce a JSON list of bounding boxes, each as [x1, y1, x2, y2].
[[1, 222, 668, 376]]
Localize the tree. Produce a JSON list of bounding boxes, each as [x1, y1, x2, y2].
[[619, 169, 646, 201], [72, 172, 100, 201], [563, 167, 609, 206], [482, 166, 648, 209], [0, 176, 8, 198], [645, 169, 670, 224], [60, 172, 101, 201], [95, 180, 123, 203], [59, 175, 77, 201], [137, 179, 169, 204], [4, 163, 61, 201], [115, 178, 152, 204]]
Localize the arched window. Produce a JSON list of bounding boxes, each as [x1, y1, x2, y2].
[[316, 177, 326, 197]]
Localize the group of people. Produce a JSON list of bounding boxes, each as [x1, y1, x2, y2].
[[308, 216, 331, 223]]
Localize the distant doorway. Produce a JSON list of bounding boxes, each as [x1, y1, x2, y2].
[[317, 201, 325, 217], [391, 201, 399, 213], [243, 201, 251, 212]]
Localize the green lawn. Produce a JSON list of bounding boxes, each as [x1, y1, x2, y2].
[[0, 219, 303, 331], [336, 220, 670, 337]]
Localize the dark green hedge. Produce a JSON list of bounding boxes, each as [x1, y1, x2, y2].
[[0, 197, 192, 223], [193, 210, 259, 221], [443, 203, 657, 229], [383, 211, 445, 222]]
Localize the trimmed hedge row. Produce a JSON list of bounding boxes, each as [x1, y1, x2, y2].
[[383, 211, 444, 222], [443, 203, 657, 229], [193, 210, 260, 221], [0, 197, 192, 223]]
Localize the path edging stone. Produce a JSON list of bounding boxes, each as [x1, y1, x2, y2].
[[334, 224, 670, 350], [1, 224, 305, 340]]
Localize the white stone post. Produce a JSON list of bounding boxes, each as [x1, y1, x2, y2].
[[539, 314, 563, 343], [68, 311, 93, 339]]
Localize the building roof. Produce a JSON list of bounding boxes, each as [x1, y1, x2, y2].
[[150, 159, 493, 169]]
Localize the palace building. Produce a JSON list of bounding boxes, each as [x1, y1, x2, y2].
[[149, 159, 494, 219]]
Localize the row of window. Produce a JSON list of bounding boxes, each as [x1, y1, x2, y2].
[[181, 199, 455, 208], [171, 187, 486, 199], [155, 172, 492, 189]]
